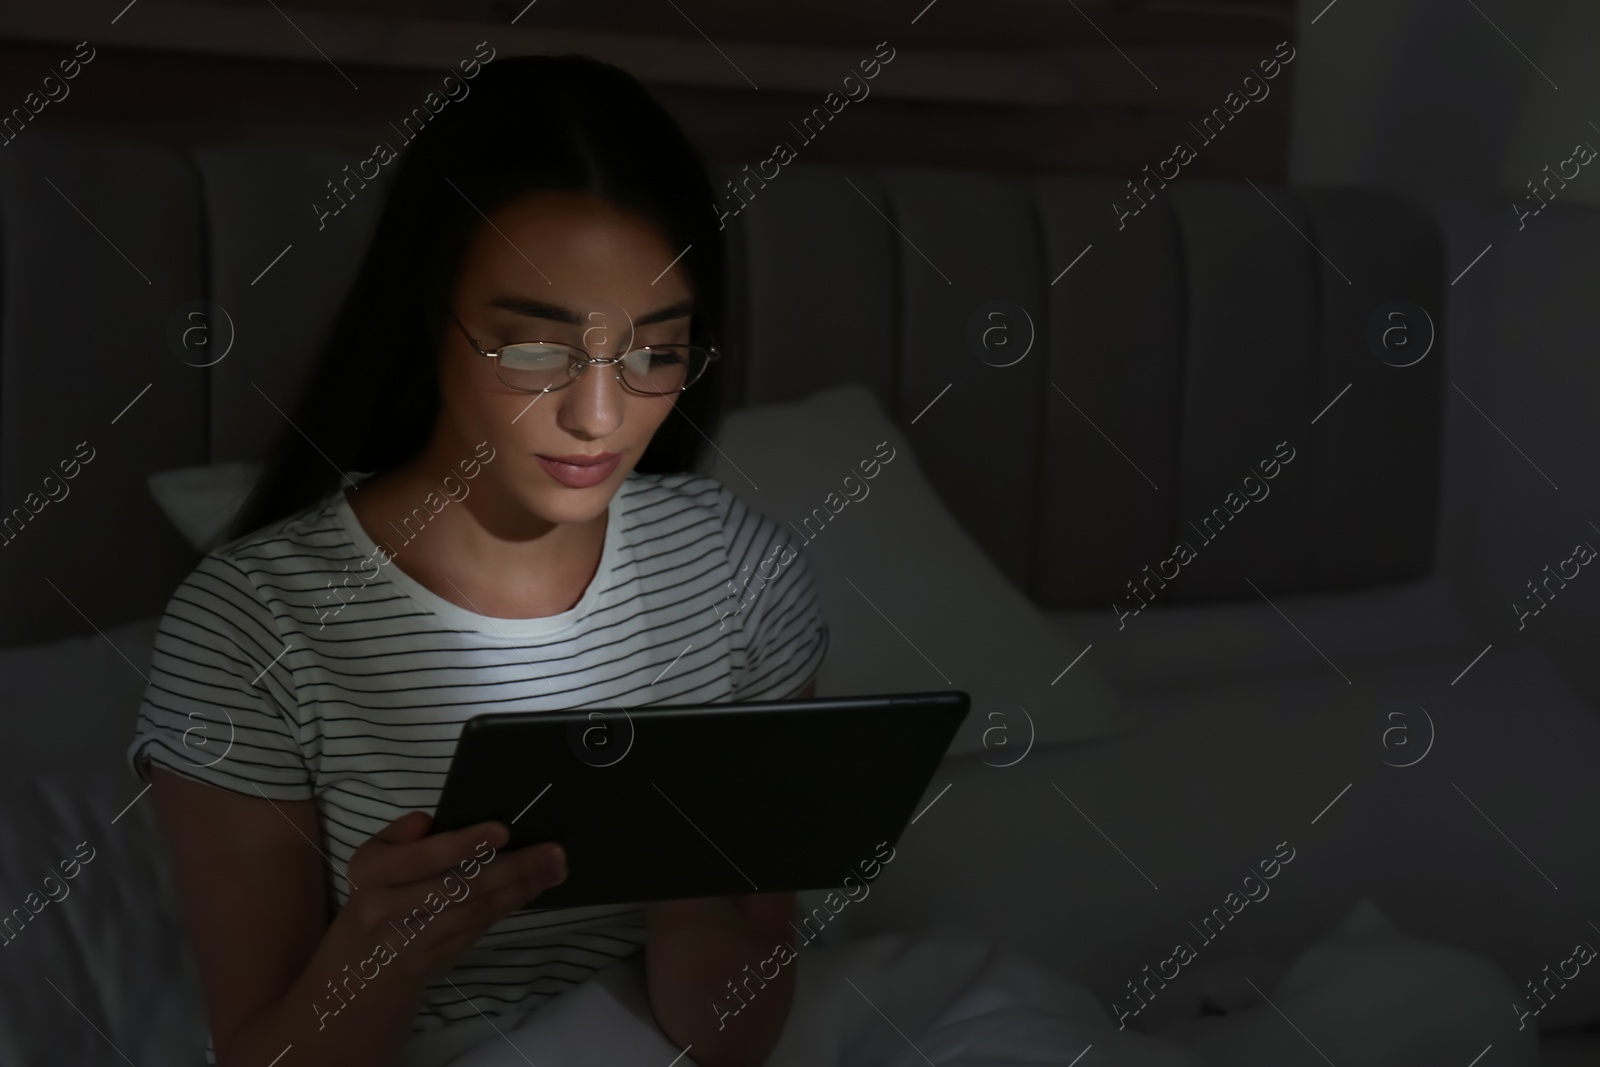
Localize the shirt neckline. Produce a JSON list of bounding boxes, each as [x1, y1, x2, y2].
[[330, 474, 629, 638]]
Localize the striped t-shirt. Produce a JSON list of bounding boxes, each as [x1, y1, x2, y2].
[[125, 469, 829, 1060]]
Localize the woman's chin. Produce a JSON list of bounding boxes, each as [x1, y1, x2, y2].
[[519, 476, 622, 525]]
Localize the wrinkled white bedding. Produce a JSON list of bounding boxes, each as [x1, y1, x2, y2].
[[0, 773, 1558, 1067], [439, 929, 1193, 1067], [438, 901, 1540, 1067]]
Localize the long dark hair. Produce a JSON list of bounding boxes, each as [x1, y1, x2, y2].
[[228, 52, 728, 540]]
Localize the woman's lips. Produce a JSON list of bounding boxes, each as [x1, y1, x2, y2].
[[535, 452, 621, 488]]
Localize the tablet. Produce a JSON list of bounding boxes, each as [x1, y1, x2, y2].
[[430, 690, 970, 908]]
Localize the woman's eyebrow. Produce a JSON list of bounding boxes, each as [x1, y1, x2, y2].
[[633, 299, 695, 327], [487, 295, 694, 327]]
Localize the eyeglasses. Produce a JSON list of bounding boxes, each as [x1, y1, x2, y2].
[[451, 312, 720, 397]]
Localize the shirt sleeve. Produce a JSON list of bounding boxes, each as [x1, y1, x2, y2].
[[125, 551, 312, 800], [718, 489, 830, 701]]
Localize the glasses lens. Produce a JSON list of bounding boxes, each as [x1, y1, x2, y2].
[[618, 345, 709, 395], [496, 343, 575, 392], [492, 343, 711, 394]]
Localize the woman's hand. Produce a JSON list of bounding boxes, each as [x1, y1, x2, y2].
[[339, 811, 568, 985], [150, 770, 569, 1067]]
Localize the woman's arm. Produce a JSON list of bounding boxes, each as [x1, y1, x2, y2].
[[150, 765, 426, 1067], [644, 677, 816, 1066], [148, 765, 567, 1067], [645, 891, 797, 1066]]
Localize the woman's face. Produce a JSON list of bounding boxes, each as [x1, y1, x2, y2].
[[441, 189, 694, 526]]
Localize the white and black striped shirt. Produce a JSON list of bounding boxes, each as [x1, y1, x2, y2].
[[125, 470, 829, 1060]]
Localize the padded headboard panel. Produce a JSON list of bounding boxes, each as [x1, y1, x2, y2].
[[0, 133, 1444, 645]]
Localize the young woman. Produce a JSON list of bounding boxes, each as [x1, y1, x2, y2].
[[126, 54, 827, 1067]]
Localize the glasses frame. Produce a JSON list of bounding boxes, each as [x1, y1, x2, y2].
[[450, 311, 721, 397]]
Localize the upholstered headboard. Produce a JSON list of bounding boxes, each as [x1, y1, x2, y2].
[[0, 133, 1443, 645]]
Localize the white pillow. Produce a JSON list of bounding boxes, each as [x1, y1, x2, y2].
[[0, 773, 208, 1063], [147, 463, 380, 551], [700, 383, 1124, 759], [147, 461, 261, 552], [0, 614, 161, 779]]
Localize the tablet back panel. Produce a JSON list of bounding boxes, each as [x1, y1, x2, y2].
[[431, 691, 968, 908]]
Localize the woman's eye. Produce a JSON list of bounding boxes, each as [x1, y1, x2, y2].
[[501, 343, 570, 369]]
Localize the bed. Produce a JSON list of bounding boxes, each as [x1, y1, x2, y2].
[[3, 132, 1599, 1064]]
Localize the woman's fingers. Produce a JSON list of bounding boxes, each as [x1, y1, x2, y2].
[[410, 873, 549, 944], [386, 855, 568, 981], [393, 838, 562, 902], [369, 809, 434, 844], [357, 814, 510, 887], [453, 843, 565, 917], [350, 838, 565, 941], [342, 811, 570, 983]]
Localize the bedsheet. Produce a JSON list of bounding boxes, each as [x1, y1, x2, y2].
[[437, 900, 1538, 1067]]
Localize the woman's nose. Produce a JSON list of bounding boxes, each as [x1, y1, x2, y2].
[[554, 351, 628, 440]]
